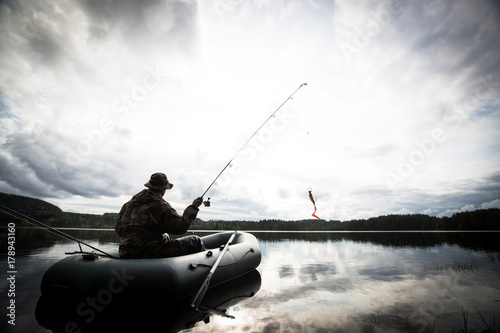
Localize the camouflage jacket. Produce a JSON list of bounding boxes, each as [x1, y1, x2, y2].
[[114, 189, 199, 257]]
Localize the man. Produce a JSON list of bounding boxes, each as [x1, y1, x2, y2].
[[115, 172, 205, 259]]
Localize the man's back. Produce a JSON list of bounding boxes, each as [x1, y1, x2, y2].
[[115, 189, 168, 253], [115, 187, 201, 259]]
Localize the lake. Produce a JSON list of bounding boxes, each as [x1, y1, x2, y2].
[[1, 228, 499, 333]]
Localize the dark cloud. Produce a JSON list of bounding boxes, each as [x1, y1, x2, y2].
[[398, 0, 500, 80], [0, 91, 8, 115], [0, 0, 200, 71], [442, 175, 500, 208], [78, 0, 200, 55], [391, 173, 500, 215], [351, 172, 500, 216], [0, 152, 55, 198], [0, 1, 68, 66], [0, 0, 201, 202], [0, 129, 134, 199]]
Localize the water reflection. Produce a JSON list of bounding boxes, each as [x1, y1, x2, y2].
[[0, 229, 499, 332], [188, 232, 500, 333], [252, 231, 500, 252], [5, 228, 500, 252], [35, 269, 261, 333]]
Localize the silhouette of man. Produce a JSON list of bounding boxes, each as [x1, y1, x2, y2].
[[115, 172, 204, 259]]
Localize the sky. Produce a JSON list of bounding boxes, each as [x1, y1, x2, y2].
[[0, 0, 499, 222]]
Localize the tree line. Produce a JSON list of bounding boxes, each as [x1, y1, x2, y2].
[[1, 192, 499, 230]]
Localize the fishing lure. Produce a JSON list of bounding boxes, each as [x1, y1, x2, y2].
[[308, 191, 320, 219]]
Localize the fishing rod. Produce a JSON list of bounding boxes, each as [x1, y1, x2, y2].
[[0, 204, 118, 258], [200, 83, 308, 205]]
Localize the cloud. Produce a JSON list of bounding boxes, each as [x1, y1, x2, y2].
[[0, 128, 135, 198], [481, 199, 500, 209], [0, 0, 200, 195], [0, 0, 499, 220], [0, 152, 54, 197], [78, 0, 200, 57]]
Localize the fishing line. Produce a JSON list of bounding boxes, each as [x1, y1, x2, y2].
[[0, 204, 118, 258], [303, 99, 320, 219], [201, 83, 308, 205]]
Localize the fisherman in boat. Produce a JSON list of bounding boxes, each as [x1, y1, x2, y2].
[[115, 172, 205, 259]]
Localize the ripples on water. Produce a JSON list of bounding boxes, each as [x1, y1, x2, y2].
[[0, 229, 499, 332]]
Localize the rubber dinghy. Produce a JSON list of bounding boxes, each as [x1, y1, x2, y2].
[[38, 231, 261, 301], [36, 231, 261, 331]]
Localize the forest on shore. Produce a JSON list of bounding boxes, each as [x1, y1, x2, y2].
[[1, 192, 499, 231]]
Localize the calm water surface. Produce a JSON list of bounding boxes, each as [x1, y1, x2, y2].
[[1, 229, 499, 333]]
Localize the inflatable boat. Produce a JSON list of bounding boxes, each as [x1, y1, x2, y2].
[[35, 231, 261, 332]]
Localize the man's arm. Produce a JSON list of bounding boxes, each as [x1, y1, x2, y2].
[[160, 198, 202, 234]]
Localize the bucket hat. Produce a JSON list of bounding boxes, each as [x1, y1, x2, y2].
[[144, 172, 173, 190]]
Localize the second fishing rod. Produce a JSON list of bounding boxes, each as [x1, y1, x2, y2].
[[200, 83, 308, 206]]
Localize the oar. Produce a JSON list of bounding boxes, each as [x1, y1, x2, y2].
[[191, 231, 237, 310]]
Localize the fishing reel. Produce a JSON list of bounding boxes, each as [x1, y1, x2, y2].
[[203, 197, 211, 207]]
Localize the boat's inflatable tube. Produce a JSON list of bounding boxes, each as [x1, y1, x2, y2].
[[39, 231, 261, 301]]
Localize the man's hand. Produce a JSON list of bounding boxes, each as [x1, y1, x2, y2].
[[192, 197, 203, 208]]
